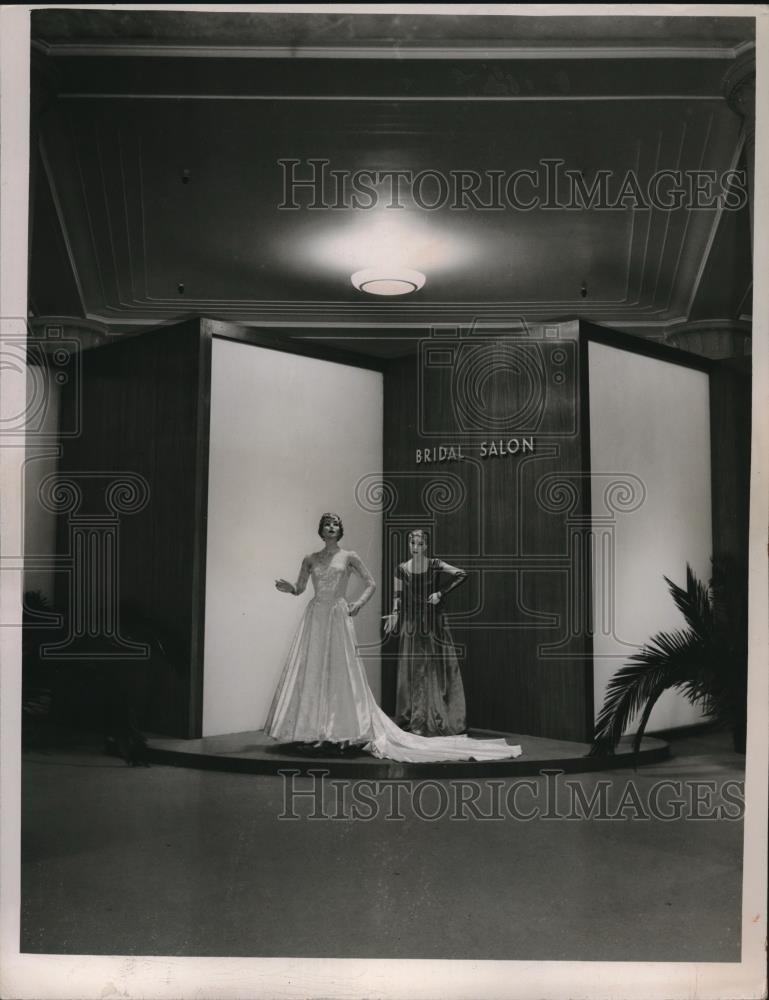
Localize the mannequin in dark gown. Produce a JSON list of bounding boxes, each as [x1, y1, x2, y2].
[[384, 530, 469, 736]]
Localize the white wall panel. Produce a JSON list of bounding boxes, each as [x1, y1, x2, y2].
[[589, 342, 711, 733], [203, 339, 383, 737]]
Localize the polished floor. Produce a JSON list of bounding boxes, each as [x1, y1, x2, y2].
[[20, 729, 744, 961]]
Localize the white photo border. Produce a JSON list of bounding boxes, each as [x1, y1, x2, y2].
[[1, 4, 766, 999]]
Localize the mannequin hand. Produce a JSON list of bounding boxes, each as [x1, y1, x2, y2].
[[383, 613, 398, 635], [275, 579, 294, 594], [426, 592, 442, 605], [348, 602, 361, 617]]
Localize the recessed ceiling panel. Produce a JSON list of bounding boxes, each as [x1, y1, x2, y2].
[[40, 92, 743, 326]]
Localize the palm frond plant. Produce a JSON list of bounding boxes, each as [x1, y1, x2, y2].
[[591, 560, 748, 756]]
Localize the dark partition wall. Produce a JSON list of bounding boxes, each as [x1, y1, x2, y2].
[[53, 316, 746, 745], [382, 321, 594, 742], [709, 361, 752, 660], [57, 318, 211, 738], [710, 366, 751, 569]]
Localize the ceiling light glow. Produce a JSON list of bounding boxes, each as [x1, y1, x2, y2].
[[351, 267, 426, 296], [297, 210, 467, 278]]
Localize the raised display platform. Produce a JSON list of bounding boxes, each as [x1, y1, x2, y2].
[[147, 728, 669, 779]]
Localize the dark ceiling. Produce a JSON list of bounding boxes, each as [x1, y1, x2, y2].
[[29, 10, 754, 356], [30, 10, 756, 51]]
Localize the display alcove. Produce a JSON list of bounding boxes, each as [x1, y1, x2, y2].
[[52, 317, 749, 776]]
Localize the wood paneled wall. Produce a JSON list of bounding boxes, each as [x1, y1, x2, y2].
[[57, 318, 211, 737], [382, 321, 594, 741], [710, 361, 751, 637]]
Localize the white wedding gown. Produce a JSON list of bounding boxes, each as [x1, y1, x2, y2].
[[264, 552, 522, 762]]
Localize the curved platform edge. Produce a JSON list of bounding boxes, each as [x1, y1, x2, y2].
[[146, 731, 670, 780]]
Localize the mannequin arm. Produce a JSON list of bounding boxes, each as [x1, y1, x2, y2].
[[383, 575, 402, 635], [347, 551, 377, 615], [433, 560, 468, 600], [275, 556, 311, 596]]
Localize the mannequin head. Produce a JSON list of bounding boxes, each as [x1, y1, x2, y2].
[[408, 529, 429, 557], [318, 512, 344, 541]]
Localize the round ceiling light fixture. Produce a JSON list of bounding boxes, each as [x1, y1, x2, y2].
[[351, 267, 426, 296]]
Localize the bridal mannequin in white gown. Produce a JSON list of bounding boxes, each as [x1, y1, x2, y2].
[[264, 514, 522, 763]]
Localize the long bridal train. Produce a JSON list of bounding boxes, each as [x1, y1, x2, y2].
[[265, 551, 522, 763]]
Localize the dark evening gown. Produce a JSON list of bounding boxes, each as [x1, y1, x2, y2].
[[264, 550, 521, 761], [394, 559, 469, 736]]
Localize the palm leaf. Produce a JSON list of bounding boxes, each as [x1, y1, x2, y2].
[[591, 629, 705, 754], [591, 561, 747, 756], [663, 565, 713, 639]]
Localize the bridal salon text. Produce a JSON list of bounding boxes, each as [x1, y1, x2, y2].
[[416, 438, 534, 464]]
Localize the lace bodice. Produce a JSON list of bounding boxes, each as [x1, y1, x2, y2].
[[311, 553, 354, 602], [295, 548, 376, 609]]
